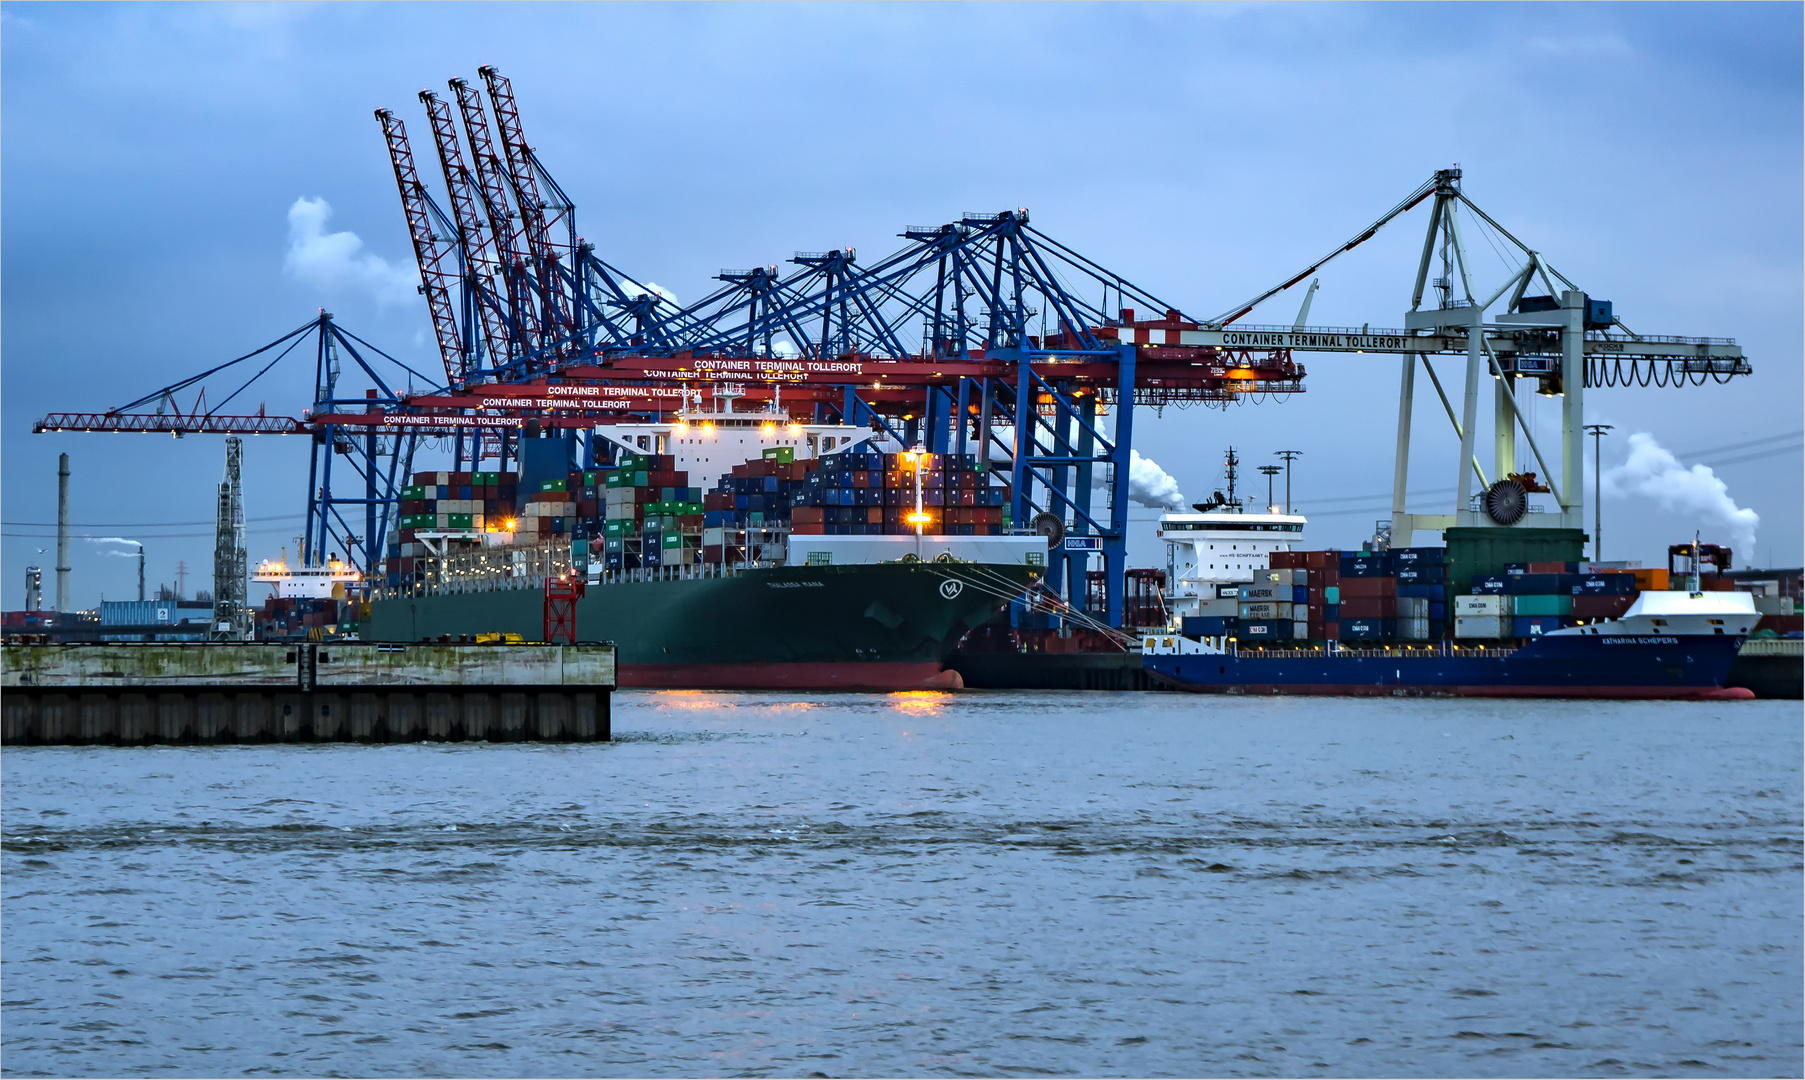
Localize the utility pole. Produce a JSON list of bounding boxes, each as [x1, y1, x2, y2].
[[1584, 424, 1612, 562], [1275, 450, 1303, 514], [1258, 465, 1282, 512], [55, 454, 70, 612]]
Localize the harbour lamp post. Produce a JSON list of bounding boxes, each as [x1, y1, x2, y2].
[[1584, 424, 1613, 562], [1258, 465, 1282, 513], [904, 445, 931, 560], [1275, 450, 1303, 513]]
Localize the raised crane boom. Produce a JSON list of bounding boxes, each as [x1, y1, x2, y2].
[[479, 65, 574, 353], [451, 76, 542, 362], [375, 108, 466, 386], [420, 90, 515, 373]]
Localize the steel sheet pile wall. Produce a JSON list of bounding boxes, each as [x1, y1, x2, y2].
[[1, 643, 614, 745]]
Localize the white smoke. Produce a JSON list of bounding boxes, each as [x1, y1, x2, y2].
[[85, 537, 141, 551], [1602, 431, 1759, 559], [1093, 449, 1186, 510], [284, 197, 417, 308]]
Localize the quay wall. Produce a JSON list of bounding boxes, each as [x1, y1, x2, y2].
[[1, 643, 613, 745]]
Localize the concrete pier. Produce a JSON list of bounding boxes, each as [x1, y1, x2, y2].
[[1, 642, 614, 745]]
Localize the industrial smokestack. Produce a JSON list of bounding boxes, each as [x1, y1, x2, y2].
[[55, 453, 70, 612]]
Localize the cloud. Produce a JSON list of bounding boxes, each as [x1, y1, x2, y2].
[[1602, 431, 1759, 559], [283, 196, 417, 308]]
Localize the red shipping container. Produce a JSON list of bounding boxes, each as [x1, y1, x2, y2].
[[1270, 552, 1301, 569], [1338, 576, 1395, 598], [1572, 594, 1635, 619], [1527, 561, 1570, 574], [958, 489, 976, 506], [791, 522, 825, 534], [792, 506, 825, 525], [578, 499, 599, 518], [1338, 596, 1397, 619], [865, 507, 884, 524]]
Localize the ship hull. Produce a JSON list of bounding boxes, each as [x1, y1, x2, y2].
[[367, 562, 1034, 691], [1145, 633, 1754, 700]]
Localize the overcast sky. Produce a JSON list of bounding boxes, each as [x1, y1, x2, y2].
[[4, 2, 1800, 611]]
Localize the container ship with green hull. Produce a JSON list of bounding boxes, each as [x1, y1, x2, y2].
[[363, 417, 1047, 690], [367, 559, 1040, 690]]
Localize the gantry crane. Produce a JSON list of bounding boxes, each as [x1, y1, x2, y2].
[[34, 75, 1754, 631]]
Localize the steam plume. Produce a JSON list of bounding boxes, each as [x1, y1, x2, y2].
[[1602, 431, 1759, 558], [1094, 450, 1186, 510]]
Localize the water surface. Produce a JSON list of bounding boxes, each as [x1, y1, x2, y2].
[[4, 692, 1800, 1077]]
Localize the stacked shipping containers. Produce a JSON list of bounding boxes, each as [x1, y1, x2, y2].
[[388, 469, 521, 588], [702, 447, 813, 564], [789, 451, 1010, 537], [603, 453, 700, 570], [1458, 561, 1646, 640]]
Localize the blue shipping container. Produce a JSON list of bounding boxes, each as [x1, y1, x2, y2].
[[1181, 616, 1236, 637], [1396, 565, 1445, 584], [1390, 547, 1446, 566], [1341, 618, 1397, 639], [1471, 575, 1509, 594], [1292, 585, 1309, 605], [1573, 573, 1636, 595], [1240, 620, 1285, 640], [1513, 616, 1565, 637]]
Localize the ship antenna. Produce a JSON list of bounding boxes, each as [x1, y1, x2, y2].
[[1224, 447, 1241, 512]]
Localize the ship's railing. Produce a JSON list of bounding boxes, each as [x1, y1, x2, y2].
[[1225, 641, 1519, 659], [372, 540, 792, 600]]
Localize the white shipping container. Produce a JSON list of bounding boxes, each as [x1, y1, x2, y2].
[[1454, 594, 1511, 616], [1398, 618, 1431, 641], [1239, 602, 1290, 620], [1399, 597, 1429, 619], [1239, 585, 1284, 602], [1292, 569, 1309, 587], [702, 527, 728, 547], [1256, 568, 1293, 586], [1195, 597, 1239, 617], [1291, 620, 1310, 641], [1455, 615, 1508, 639]]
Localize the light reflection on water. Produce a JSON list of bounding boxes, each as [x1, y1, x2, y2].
[[2, 691, 1799, 1078]]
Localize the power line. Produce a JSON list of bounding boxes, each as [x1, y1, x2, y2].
[[1676, 429, 1803, 459], [3, 526, 304, 541], [0, 514, 305, 529]]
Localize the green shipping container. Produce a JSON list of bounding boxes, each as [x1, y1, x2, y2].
[[540, 479, 568, 493], [1511, 594, 1572, 617], [663, 533, 682, 548], [762, 446, 795, 464], [605, 471, 628, 488], [605, 520, 629, 537], [447, 513, 473, 529], [401, 485, 427, 500]]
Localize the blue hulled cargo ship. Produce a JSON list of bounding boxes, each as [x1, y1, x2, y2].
[[1144, 590, 1761, 700]]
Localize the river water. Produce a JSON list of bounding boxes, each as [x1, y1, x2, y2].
[[3, 692, 1800, 1078]]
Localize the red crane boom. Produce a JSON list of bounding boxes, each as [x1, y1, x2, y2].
[[480, 65, 574, 350], [451, 77, 543, 359], [420, 90, 515, 370], [375, 108, 466, 386]]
